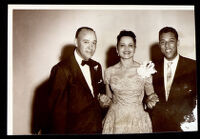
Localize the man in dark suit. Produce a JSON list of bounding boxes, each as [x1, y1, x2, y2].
[[149, 27, 197, 132], [45, 27, 106, 134]]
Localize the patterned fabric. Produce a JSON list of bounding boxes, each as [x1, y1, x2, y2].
[[166, 62, 173, 101], [102, 64, 154, 134]]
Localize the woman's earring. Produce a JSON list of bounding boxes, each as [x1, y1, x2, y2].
[[116, 51, 119, 56]]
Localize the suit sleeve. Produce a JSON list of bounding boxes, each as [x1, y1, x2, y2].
[[189, 60, 197, 112], [192, 61, 197, 98], [47, 64, 69, 133], [177, 60, 197, 123]]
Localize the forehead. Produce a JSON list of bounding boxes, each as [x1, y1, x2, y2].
[[119, 36, 134, 42], [78, 29, 96, 39], [160, 32, 176, 39]]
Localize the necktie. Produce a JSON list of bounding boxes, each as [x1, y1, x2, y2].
[[166, 62, 173, 101], [81, 60, 91, 66]]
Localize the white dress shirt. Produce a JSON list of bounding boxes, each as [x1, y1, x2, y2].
[[164, 54, 179, 101], [74, 50, 94, 97]]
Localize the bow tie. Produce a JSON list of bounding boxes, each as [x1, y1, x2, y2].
[[81, 59, 92, 66]]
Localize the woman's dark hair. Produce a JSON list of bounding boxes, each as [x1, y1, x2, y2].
[[159, 27, 178, 40], [117, 30, 136, 47]]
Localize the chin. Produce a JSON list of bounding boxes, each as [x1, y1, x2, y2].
[[164, 54, 174, 60], [85, 56, 92, 60]]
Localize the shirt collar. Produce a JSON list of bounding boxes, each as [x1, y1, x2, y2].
[[164, 54, 179, 65], [74, 49, 84, 66]]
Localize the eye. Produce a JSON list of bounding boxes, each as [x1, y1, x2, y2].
[[83, 41, 89, 44], [169, 40, 175, 44], [120, 44, 125, 47], [159, 41, 165, 45]]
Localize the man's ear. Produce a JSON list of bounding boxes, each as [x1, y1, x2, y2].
[[177, 40, 180, 47], [74, 38, 78, 47]]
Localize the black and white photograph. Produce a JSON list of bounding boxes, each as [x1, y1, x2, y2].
[[6, 4, 198, 135]]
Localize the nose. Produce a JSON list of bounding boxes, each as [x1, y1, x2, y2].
[[88, 42, 95, 50], [164, 41, 170, 48], [124, 45, 130, 50]]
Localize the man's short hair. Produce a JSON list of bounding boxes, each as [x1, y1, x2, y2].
[[75, 27, 95, 38], [159, 27, 178, 40]]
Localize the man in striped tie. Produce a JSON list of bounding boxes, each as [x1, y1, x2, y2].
[[148, 27, 197, 132]]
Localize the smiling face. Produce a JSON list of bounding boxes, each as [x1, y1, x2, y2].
[[159, 32, 179, 61], [117, 36, 135, 59], [75, 29, 97, 60]]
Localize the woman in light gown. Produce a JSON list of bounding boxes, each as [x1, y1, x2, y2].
[[100, 30, 159, 134]]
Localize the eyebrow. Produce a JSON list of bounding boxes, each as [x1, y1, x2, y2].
[[119, 42, 133, 44], [160, 37, 176, 40], [82, 39, 97, 42]]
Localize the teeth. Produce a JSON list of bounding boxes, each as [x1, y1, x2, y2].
[[123, 52, 130, 54], [166, 49, 171, 53]]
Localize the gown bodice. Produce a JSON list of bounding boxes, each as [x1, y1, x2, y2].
[[102, 63, 155, 134], [105, 65, 154, 107]]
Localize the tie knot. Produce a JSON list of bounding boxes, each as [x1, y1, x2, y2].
[[81, 60, 91, 66], [167, 62, 173, 67]]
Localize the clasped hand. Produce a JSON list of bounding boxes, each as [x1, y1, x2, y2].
[[146, 93, 159, 109], [98, 94, 112, 108]]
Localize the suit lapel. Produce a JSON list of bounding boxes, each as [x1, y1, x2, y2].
[[159, 60, 166, 102], [172, 56, 184, 81], [88, 59, 100, 98], [90, 64, 100, 98], [69, 54, 93, 97], [167, 56, 183, 102]]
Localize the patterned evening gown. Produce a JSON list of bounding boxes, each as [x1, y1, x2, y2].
[[102, 64, 154, 134]]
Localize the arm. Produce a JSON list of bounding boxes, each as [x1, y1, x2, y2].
[[144, 76, 159, 109], [98, 68, 112, 108], [47, 64, 69, 133], [106, 84, 112, 99], [104, 68, 113, 99]]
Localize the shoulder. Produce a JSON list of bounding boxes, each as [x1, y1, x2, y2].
[[53, 59, 70, 69], [105, 62, 120, 73], [51, 56, 75, 74], [133, 61, 141, 68], [180, 55, 196, 64], [104, 63, 120, 77], [179, 55, 196, 70], [178, 55, 196, 75], [50, 61, 66, 77]]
